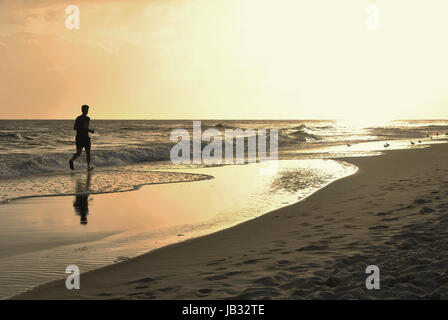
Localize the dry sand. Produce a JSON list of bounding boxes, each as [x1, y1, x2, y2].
[[14, 144, 448, 299]]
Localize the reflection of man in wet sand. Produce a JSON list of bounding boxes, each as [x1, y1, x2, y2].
[[73, 171, 92, 225], [69, 105, 94, 171]]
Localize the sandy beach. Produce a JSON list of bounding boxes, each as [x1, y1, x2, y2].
[[5, 0, 448, 306], [12, 143, 448, 300]]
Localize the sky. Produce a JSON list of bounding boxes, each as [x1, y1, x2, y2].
[[1, 0, 448, 121]]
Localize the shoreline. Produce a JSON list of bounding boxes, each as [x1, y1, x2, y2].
[[0, 169, 215, 205], [14, 143, 448, 299]]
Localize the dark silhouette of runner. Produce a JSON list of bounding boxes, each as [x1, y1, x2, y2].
[[69, 105, 94, 170]]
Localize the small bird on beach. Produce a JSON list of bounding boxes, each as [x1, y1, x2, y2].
[[410, 141, 415, 145], [436, 132, 439, 136], [346, 144, 351, 147], [418, 140, 422, 143], [384, 143, 390, 148]]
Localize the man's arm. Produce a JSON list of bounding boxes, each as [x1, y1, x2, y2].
[[86, 117, 94, 134], [74, 117, 79, 130]]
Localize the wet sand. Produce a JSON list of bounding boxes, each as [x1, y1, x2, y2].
[[14, 144, 448, 299], [2, 160, 349, 299]]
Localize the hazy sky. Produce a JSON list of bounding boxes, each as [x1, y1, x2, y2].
[[1, 0, 448, 120]]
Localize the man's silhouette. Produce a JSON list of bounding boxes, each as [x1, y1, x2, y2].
[[69, 105, 94, 170]]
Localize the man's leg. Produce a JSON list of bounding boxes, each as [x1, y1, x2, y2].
[[70, 145, 82, 170], [85, 137, 92, 169], [85, 147, 91, 167], [72, 150, 81, 160]]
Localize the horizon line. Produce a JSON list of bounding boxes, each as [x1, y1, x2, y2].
[[2, 118, 448, 121]]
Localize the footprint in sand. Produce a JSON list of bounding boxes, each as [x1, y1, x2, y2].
[[243, 258, 267, 265], [273, 240, 288, 247], [381, 217, 399, 222], [414, 199, 431, 204], [287, 265, 306, 272], [96, 293, 113, 297], [376, 211, 391, 216], [297, 244, 326, 251], [206, 274, 228, 281], [420, 207, 435, 213], [130, 277, 157, 284], [329, 235, 344, 240], [215, 267, 227, 271], [159, 286, 178, 292], [254, 276, 278, 286], [369, 225, 389, 230], [198, 288, 213, 294], [206, 258, 227, 266], [276, 260, 292, 266]]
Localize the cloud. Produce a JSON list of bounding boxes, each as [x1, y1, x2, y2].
[[0, 0, 154, 32], [0, 28, 175, 118], [0, 31, 116, 118]]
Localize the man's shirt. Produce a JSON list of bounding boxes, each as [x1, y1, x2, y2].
[[74, 115, 90, 139]]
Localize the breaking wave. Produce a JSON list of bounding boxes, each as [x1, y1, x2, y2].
[[0, 145, 173, 178]]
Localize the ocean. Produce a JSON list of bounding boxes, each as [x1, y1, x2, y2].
[[1, 119, 448, 203]]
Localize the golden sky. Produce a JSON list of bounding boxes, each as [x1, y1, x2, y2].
[[1, 0, 448, 120]]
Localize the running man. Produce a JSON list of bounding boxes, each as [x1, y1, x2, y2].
[[69, 105, 94, 170]]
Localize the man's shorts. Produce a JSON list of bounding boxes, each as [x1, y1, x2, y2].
[[76, 136, 91, 152]]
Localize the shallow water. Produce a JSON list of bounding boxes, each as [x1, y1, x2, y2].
[[0, 159, 355, 299], [0, 166, 212, 204]]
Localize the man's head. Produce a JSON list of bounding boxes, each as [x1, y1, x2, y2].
[[81, 105, 89, 115]]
